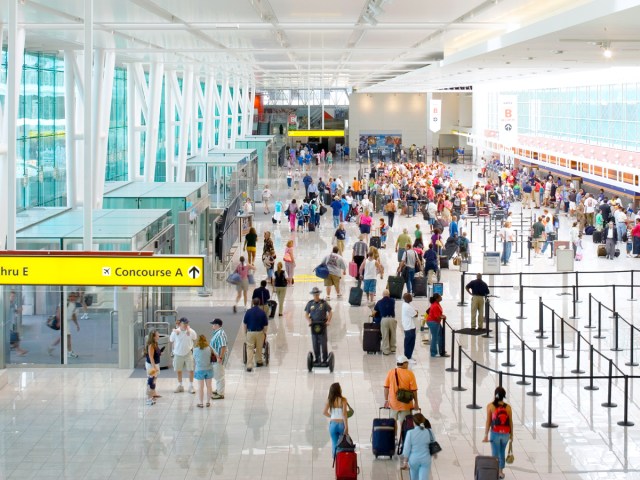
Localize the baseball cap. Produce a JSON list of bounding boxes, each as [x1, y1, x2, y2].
[[179, 317, 189, 324], [396, 355, 409, 365], [210, 318, 223, 326]]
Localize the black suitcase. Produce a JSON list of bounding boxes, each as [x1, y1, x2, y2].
[[349, 286, 363, 306], [372, 408, 396, 458], [413, 275, 427, 297], [267, 300, 277, 319], [474, 455, 499, 480], [592, 230, 602, 243], [363, 322, 381, 353], [439, 256, 449, 269], [308, 222, 316, 232], [387, 275, 404, 299], [370, 236, 381, 249]]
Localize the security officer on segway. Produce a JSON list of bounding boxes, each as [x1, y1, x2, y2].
[[304, 287, 333, 366]]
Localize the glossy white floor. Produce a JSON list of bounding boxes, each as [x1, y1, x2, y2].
[[2, 161, 640, 480]]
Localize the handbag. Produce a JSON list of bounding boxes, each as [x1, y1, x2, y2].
[[395, 369, 414, 403], [506, 439, 514, 464], [346, 402, 355, 418], [314, 263, 330, 279], [210, 346, 217, 364], [428, 430, 442, 455], [283, 251, 292, 262], [248, 273, 256, 285], [226, 272, 241, 285]]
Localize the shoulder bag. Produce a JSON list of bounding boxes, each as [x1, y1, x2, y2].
[[506, 439, 514, 464], [395, 369, 414, 403], [428, 429, 442, 455]]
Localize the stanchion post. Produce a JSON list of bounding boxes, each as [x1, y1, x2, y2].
[[574, 271, 581, 303], [519, 232, 525, 259], [470, 221, 474, 243], [501, 327, 515, 367], [626, 325, 638, 367], [452, 345, 466, 392], [585, 293, 595, 329], [516, 285, 526, 319], [617, 376, 635, 427], [594, 302, 605, 339], [490, 312, 501, 350], [612, 312, 622, 352], [514, 229, 518, 253], [629, 271, 636, 302], [536, 296, 547, 339], [556, 317, 568, 358], [571, 334, 584, 374], [569, 285, 579, 320], [458, 272, 468, 306], [527, 349, 541, 396], [483, 299, 491, 338], [610, 285, 617, 319], [516, 338, 528, 384], [446, 330, 457, 372], [466, 361, 482, 409], [584, 345, 599, 391], [526, 237, 532, 266], [483, 222, 487, 249], [548, 309, 558, 348], [601, 360, 618, 408], [541, 376, 558, 428]]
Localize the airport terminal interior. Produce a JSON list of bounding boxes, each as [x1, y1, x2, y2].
[[2, 1, 640, 479]]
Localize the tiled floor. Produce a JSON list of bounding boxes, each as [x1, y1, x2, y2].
[[2, 161, 640, 479]]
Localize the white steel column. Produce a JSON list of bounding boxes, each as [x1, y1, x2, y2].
[[2, 14, 24, 250], [64, 51, 80, 207], [220, 76, 230, 148], [83, 0, 93, 251], [92, 50, 115, 208], [126, 63, 141, 180], [213, 76, 223, 148], [163, 67, 174, 181], [176, 67, 194, 182], [230, 78, 240, 146], [247, 81, 256, 137], [144, 62, 163, 182], [238, 78, 248, 138]]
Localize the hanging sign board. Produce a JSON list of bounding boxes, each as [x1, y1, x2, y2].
[[429, 99, 442, 133], [498, 95, 517, 143]]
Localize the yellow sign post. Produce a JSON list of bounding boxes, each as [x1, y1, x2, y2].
[[0, 254, 205, 287]]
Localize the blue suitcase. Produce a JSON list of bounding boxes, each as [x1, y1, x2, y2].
[[372, 407, 395, 458]]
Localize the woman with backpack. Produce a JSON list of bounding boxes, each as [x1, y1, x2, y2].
[[482, 386, 513, 479]]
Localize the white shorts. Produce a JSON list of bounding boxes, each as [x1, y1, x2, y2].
[[173, 353, 194, 372]]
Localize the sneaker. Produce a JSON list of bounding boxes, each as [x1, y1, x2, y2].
[[246, 368, 253, 372], [409, 358, 417, 364], [146, 398, 156, 406], [81, 313, 89, 320], [211, 393, 225, 400], [233, 305, 237, 313], [188, 385, 196, 394], [68, 351, 78, 358], [256, 363, 264, 367], [174, 385, 184, 393]]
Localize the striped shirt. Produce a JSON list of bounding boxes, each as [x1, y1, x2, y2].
[[209, 329, 228, 361]]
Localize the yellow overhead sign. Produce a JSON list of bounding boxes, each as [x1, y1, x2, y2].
[[288, 129, 345, 137], [0, 255, 205, 287]]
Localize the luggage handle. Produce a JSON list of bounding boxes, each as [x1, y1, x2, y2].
[[379, 406, 392, 418]]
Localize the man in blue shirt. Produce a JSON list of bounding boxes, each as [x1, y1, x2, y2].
[[243, 298, 269, 372], [449, 216, 459, 238], [330, 196, 342, 228], [303, 173, 313, 197], [373, 290, 397, 355]]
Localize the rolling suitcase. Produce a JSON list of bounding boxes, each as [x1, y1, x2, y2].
[[335, 451, 359, 480], [474, 455, 499, 480], [267, 300, 277, 319], [363, 322, 381, 354], [349, 287, 363, 307], [387, 275, 405, 299], [413, 274, 427, 297], [370, 236, 381, 249], [439, 256, 450, 269], [372, 407, 396, 458], [349, 261, 359, 278], [308, 222, 316, 232], [597, 244, 606, 257], [592, 230, 602, 243]]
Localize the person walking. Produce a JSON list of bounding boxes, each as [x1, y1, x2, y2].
[[395, 228, 412, 263], [209, 318, 227, 400], [287, 198, 298, 231], [193, 334, 214, 408], [372, 290, 396, 355], [283, 240, 296, 285], [352, 235, 369, 282], [322, 246, 347, 300], [383, 355, 420, 432], [243, 298, 269, 372], [360, 251, 384, 304], [243, 227, 258, 265], [632, 218, 640, 258], [233, 256, 255, 313], [401, 412, 437, 480], [465, 273, 490, 330], [384, 198, 397, 228], [273, 262, 288, 316], [401, 293, 419, 363], [425, 293, 446, 357], [169, 317, 197, 394], [252, 280, 271, 315], [145, 330, 162, 406], [322, 382, 350, 459], [482, 386, 514, 479], [305, 287, 333, 364], [499, 221, 515, 266], [262, 231, 276, 284], [334, 223, 347, 255], [262, 185, 272, 214], [603, 220, 618, 260], [398, 243, 420, 295]]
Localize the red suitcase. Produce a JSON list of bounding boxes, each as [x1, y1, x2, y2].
[[335, 451, 359, 480], [349, 261, 358, 278]]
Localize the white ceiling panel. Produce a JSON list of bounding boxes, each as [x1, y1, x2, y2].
[[271, 0, 365, 22]]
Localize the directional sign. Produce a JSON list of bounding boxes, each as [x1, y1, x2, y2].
[[0, 254, 204, 287]]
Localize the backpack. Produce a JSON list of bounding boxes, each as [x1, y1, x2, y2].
[[453, 197, 461, 207], [491, 404, 510, 434]]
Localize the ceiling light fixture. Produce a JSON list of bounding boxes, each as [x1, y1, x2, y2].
[[602, 42, 612, 58]]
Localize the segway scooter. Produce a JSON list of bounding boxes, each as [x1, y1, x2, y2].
[[307, 322, 334, 372], [243, 333, 270, 365]]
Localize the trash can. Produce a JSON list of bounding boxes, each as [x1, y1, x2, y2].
[[144, 321, 171, 369]]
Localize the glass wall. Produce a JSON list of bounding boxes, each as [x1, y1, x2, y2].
[[487, 83, 640, 151], [105, 67, 128, 181]]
